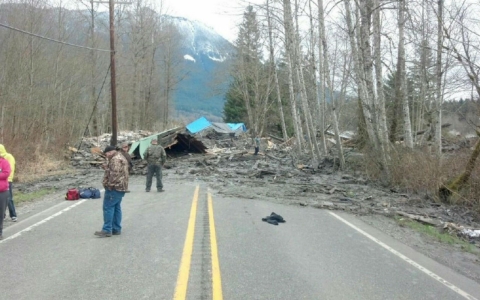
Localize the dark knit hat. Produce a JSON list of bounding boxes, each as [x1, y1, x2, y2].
[[103, 145, 116, 154]]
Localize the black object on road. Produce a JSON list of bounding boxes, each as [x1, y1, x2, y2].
[[262, 212, 286, 225]]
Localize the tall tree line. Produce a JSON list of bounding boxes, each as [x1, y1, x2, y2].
[[225, 0, 477, 177], [0, 0, 181, 154]]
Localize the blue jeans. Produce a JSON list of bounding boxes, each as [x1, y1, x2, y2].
[[7, 183, 16, 218], [4, 183, 16, 219], [102, 189, 125, 233]]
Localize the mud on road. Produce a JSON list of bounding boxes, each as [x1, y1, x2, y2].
[[6, 151, 480, 285]]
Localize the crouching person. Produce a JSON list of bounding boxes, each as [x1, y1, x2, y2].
[[95, 145, 129, 238]]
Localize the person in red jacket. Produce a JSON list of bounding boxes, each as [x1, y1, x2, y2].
[[0, 154, 11, 240]]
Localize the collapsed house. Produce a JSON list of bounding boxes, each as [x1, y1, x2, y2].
[[128, 127, 207, 159]]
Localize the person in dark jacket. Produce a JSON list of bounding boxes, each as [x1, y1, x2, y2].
[[0, 153, 11, 240], [118, 142, 133, 173], [143, 139, 166, 192]]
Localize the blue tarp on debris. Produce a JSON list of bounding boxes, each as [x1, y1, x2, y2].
[[187, 117, 247, 135], [186, 117, 212, 134], [227, 123, 247, 132]]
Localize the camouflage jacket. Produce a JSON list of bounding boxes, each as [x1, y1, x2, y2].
[[143, 144, 166, 165], [103, 151, 129, 191]]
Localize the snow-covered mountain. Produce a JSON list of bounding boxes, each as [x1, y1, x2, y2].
[[168, 16, 233, 62], [165, 16, 235, 118], [0, 4, 235, 118]]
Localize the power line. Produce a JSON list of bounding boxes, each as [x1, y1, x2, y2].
[[0, 22, 112, 52]]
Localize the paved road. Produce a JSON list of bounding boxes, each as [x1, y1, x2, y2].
[[1, 179, 479, 300]]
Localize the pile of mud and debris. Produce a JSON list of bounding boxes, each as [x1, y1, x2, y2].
[[66, 129, 480, 247]]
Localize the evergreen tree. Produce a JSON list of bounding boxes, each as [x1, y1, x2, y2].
[[223, 80, 247, 123], [222, 6, 267, 134]]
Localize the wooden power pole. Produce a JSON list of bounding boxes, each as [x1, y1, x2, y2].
[[108, 0, 118, 146]]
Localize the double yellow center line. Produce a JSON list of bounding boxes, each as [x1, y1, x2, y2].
[[174, 185, 223, 300]]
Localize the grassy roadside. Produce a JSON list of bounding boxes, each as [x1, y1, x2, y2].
[[396, 217, 480, 256], [14, 188, 58, 204]]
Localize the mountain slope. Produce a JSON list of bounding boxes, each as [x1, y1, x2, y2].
[[167, 16, 235, 118]]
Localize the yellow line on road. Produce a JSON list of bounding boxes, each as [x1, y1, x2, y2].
[[173, 185, 199, 300], [208, 192, 223, 300]]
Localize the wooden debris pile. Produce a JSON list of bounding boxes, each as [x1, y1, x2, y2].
[[69, 131, 153, 167]]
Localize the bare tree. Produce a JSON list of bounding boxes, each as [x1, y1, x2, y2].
[[396, 0, 413, 148], [266, 0, 288, 141], [433, 0, 444, 155]]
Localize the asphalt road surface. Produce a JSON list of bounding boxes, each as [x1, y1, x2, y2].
[[1, 181, 479, 300]]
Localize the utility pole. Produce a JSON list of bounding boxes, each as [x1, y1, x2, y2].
[[90, 0, 98, 137], [94, 0, 131, 146], [108, 0, 117, 146]]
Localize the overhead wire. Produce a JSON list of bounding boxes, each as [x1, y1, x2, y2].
[[0, 22, 112, 52], [75, 62, 112, 157], [0, 17, 114, 151]]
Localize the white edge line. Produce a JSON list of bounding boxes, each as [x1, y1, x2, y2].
[[328, 211, 478, 300], [0, 200, 87, 244]]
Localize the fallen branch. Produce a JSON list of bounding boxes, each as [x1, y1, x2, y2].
[[268, 134, 284, 142], [265, 153, 284, 162], [396, 211, 442, 226]]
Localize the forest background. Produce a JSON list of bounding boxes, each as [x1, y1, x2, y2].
[[1, 0, 480, 209]]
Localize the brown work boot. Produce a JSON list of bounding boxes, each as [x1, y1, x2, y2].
[[94, 230, 112, 237]]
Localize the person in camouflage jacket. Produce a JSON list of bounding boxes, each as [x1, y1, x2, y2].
[[143, 138, 166, 192], [95, 145, 129, 238]]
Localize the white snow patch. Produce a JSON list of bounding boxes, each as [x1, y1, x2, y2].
[[209, 55, 226, 62], [184, 54, 196, 62]]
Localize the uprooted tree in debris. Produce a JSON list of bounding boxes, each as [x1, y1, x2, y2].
[[440, 130, 480, 204]]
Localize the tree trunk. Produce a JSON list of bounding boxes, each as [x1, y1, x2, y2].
[[319, 0, 345, 168], [317, 0, 328, 155], [282, 1, 303, 150], [269, 24, 289, 142], [344, 0, 376, 147], [372, 0, 390, 176], [440, 130, 480, 203], [434, 0, 444, 155], [289, 0, 321, 160], [397, 0, 413, 149]]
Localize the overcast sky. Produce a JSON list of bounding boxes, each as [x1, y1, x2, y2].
[[163, 0, 255, 42]]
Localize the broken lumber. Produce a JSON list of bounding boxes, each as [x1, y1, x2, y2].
[[268, 134, 284, 142], [396, 211, 442, 226], [265, 153, 283, 162]]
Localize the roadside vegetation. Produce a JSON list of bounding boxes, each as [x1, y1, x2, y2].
[[14, 188, 57, 204], [396, 217, 480, 256]]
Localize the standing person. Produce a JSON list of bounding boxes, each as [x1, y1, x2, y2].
[[143, 138, 166, 192], [118, 142, 133, 173], [0, 153, 11, 240], [254, 135, 261, 155], [0, 145, 16, 222], [94, 145, 129, 238]]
